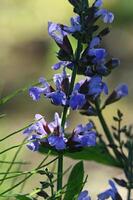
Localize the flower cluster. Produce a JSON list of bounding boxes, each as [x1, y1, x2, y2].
[[23, 0, 128, 152], [20, 0, 131, 199], [78, 180, 122, 200], [47, 0, 128, 101], [29, 74, 108, 112], [23, 113, 96, 151], [48, 0, 117, 77]]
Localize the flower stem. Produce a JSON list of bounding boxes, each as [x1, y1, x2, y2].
[[69, 39, 82, 95], [95, 100, 114, 145], [57, 39, 82, 199], [95, 100, 122, 163], [127, 143, 133, 200], [57, 153, 63, 192], [127, 187, 131, 200], [61, 106, 69, 129]]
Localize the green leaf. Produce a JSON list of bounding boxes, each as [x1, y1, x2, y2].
[[15, 194, 33, 200], [65, 146, 121, 167], [39, 145, 122, 168], [64, 161, 84, 200]]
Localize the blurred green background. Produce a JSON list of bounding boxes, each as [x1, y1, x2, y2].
[[0, 0, 133, 198]]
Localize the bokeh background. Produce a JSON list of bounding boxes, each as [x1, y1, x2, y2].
[[0, 0, 133, 199]]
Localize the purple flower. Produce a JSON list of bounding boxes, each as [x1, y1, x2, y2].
[[48, 136, 66, 150], [88, 48, 106, 62], [98, 180, 119, 200], [23, 124, 39, 135], [88, 39, 109, 76], [72, 77, 108, 102], [69, 92, 86, 110], [88, 76, 108, 98], [48, 22, 67, 44], [85, 67, 94, 77], [63, 15, 81, 33], [87, 38, 115, 76], [35, 114, 50, 134], [46, 70, 70, 105], [52, 61, 73, 70], [52, 61, 65, 70], [29, 77, 51, 101], [23, 112, 68, 151], [88, 107, 97, 116], [69, 82, 86, 110], [74, 122, 93, 134], [87, 40, 120, 76], [47, 113, 67, 150], [48, 112, 66, 136], [53, 68, 70, 89], [29, 87, 45, 101], [95, 9, 114, 24], [96, 64, 109, 75], [106, 58, 120, 71], [90, 37, 101, 49], [78, 190, 91, 200], [104, 84, 128, 106], [111, 58, 120, 69], [46, 91, 67, 105], [48, 113, 67, 146], [86, 107, 97, 116], [23, 114, 48, 136], [72, 122, 97, 147], [49, 112, 62, 130], [29, 68, 71, 106], [115, 84, 128, 98], [94, 0, 103, 8], [27, 135, 41, 151]]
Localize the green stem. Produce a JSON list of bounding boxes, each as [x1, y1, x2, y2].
[[69, 40, 82, 96], [95, 100, 122, 162], [56, 39, 82, 199], [127, 144, 133, 200], [61, 106, 69, 128], [57, 153, 63, 192], [0, 139, 26, 186], [0, 156, 56, 196], [127, 187, 131, 200], [0, 123, 32, 142], [95, 101, 114, 145]]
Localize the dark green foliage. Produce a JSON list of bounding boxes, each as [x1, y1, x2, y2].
[[64, 161, 84, 200], [16, 194, 34, 200], [39, 144, 121, 168], [113, 178, 127, 188]]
